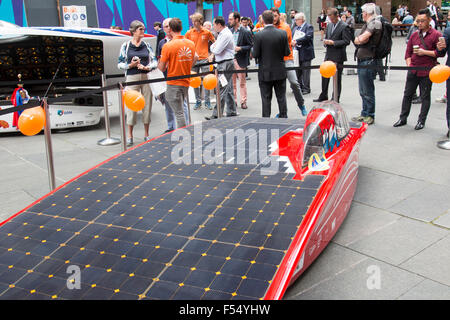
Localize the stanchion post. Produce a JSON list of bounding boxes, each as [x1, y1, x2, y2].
[[43, 97, 56, 191], [98, 74, 120, 146], [333, 64, 339, 103], [215, 67, 222, 118], [118, 82, 127, 152]]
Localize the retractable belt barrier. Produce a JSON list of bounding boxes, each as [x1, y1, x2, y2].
[[1, 60, 447, 191], [0, 62, 436, 117]]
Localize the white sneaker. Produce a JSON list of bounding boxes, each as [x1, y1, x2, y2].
[[144, 136, 151, 142], [126, 138, 133, 146]]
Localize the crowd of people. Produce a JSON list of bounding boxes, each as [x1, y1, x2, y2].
[[393, 1, 450, 33], [117, 3, 450, 146]]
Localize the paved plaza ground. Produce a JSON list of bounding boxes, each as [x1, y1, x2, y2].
[[0, 34, 449, 300]]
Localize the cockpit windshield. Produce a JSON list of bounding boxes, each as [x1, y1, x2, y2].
[[301, 102, 350, 169]]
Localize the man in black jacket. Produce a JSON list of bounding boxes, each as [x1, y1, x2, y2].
[[252, 10, 291, 118], [313, 8, 353, 103], [229, 12, 253, 110]]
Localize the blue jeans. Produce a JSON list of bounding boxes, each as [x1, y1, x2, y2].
[[358, 59, 376, 118]]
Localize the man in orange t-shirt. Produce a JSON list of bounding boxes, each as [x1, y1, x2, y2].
[[159, 18, 198, 128], [185, 12, 216, 110], [272, 7, 307, 116]]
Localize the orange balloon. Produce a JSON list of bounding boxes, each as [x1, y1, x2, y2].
[[274, 0, 282, 8], [203, 74, 218, 90], [189, 72, 201, 88], [320, 61, 337, 78], [429, 65, 450, 83], [18, 106, 45, 136], [123, 90, 145, 112]]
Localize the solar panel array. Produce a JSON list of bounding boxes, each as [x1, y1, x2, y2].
[[0, 118, 323, 300]]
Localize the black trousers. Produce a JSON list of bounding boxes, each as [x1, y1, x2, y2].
[[296, 60, 312, 92], [400, 71, 432, 123], [259, 79, 287, 118], [318, 63, 343, 102]]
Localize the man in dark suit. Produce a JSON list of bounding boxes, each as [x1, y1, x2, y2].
[[292, 12, 315, 94], [229, 11, 253, 110], [313, 8, 353, 102], [289, 9, 298, 31], [252, 10, 291, 118]]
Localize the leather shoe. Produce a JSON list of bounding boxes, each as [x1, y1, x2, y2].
[[414, 122, 425, 130], [393, 119, 407, 127], [204, 115, 218, 121], [313, 97, 327, 102]]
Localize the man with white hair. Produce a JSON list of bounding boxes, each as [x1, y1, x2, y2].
[[292, 12, 314, 95], [352, 2, 382, 125], [203, 20, 212, 30]]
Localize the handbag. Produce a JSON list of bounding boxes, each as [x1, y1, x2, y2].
[[418, 31, 429, 50], [293, 49, 299, 67]]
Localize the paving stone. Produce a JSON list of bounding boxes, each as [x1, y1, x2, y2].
[[333, 202, 401, 247], [348, 217, 449, 266], [400, 235, 450, 286], [286, 257, 423, 300], [389, 184, 450, 222], [433, 211, 450, 229], [284, 243, 368, 299], [398, 279, 450, 300], [354, 167, 429, 211]]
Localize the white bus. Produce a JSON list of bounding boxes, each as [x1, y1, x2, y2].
[[0, 21, 156, 133]]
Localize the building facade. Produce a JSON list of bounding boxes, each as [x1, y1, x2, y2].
[[0, 0, 444, 35]]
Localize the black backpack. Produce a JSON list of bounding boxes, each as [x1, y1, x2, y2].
[[374, 17, 393, 59]]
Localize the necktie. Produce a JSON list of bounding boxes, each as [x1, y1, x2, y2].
[[331, 23, 337, 35]]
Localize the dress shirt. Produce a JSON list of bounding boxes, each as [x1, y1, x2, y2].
[[231, 26, 241, 46], [210, 27, 235, 62], [405, 27, 443, 77]]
